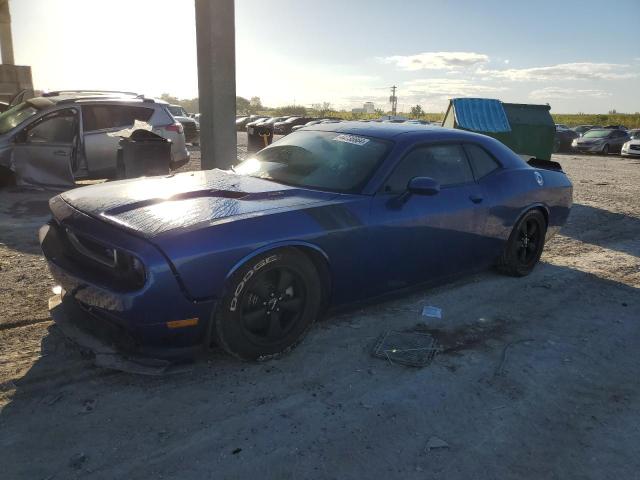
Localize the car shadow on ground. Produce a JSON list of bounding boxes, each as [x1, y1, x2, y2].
[[1, 262, 639, 479], [562, 203, 640, 258], [0, 187, 56, 255]]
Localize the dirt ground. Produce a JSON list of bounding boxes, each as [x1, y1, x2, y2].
[[0, 142, 639, 479]]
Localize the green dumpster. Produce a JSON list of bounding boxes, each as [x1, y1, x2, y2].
[[442, 98, 555, 160]]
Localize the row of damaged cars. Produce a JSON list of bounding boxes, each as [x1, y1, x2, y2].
[[0, 90, 194, 188], [554, 124, 640, 156], [236, 115, 341, 136], [235, 114, 437, 137]]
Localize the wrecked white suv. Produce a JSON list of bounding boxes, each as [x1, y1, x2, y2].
[[0, 91, 190, 187]]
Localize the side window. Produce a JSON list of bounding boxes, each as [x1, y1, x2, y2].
[[464, 144, 500, 179], [82, 105, 154, 132], [385, 144, 474, 193], [25, 109, 77, 144]]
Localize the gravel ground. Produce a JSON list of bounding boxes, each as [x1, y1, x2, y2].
[[0, 144, 638, 479]]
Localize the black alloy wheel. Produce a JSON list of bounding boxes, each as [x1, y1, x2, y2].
[[499, 209, 547, 277], [214, 249, 322, 361], [515, 217, 541, 267], [239, 266, 306, 345]]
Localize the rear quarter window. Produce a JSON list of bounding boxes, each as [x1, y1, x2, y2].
[[464, 144, 501, 179]]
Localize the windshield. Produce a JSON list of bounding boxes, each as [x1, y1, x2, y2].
[[168, 106, 187, 117], [583, 129, 610, 139], [233, 130, 390, 193], [0, 102, 39, 135]]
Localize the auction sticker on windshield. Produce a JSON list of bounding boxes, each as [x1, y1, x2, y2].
[[333, 134, 370, 146]]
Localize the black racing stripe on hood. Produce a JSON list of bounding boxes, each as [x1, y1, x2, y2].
[[102, 188, 309, 216]]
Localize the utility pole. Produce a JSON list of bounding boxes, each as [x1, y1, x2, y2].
[[195, 0, 236, 170], [389, 85, 397, 117]]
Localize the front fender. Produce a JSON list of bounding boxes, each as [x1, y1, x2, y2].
[[224, 240, 330, 283]]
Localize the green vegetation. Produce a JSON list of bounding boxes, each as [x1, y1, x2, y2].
[[160, 93, 640, 129], [550, 113, 640, 129]]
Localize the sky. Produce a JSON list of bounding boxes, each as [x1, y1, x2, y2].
[[10, 0, 640, 113]]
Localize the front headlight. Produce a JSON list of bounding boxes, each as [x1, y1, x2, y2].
[[571, 139, 578, 146], [622, 141, 630, 149], [115, 251, 146, 288]]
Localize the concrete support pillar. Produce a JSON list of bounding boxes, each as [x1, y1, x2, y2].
[[0, 0, 14, 65], [195, 0, 236, 170]]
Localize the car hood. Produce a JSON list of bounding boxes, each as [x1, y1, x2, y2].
[[576, 137, 605, 144], [60, 169, 339, 238]]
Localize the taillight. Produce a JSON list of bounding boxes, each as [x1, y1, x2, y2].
[[164, 123, 183, 134]]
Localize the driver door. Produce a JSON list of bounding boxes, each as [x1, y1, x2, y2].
[[12, 108, 79, 187], [367, 143, 488, 296]]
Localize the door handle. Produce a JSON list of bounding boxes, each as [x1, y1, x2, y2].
[[469, 194, 484, 204], [53, 150, 68, 156]]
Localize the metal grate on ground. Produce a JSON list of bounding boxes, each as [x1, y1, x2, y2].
[[371, 330, 440, 367]]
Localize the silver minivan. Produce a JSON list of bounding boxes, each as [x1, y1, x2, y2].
[[0, 91, 189, 186]]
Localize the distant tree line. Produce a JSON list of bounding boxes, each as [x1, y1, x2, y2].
[[158, 94, 640, 128]]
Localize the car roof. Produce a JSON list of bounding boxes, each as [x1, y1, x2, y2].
[[307, 120, 467, 140], [33, 92, 165, 106]]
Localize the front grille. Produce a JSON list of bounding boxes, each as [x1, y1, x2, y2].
[[630, 144, 640, 151]]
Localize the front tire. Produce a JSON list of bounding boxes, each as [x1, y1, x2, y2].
[[499, 210, 547, 277], [214, 249, 322, 361], [602, 144, 610, 155]]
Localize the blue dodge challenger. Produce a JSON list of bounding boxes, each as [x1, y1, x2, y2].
[[40, 122, 572, 361]]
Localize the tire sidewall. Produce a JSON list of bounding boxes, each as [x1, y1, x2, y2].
[[214, 249, 322, 361]]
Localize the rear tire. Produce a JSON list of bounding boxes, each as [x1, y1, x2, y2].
[[498, 210, 547, 277], [214, 249, 322, 361], [602, 144, 610, 155]]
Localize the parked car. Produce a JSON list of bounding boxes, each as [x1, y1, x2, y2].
[[167, 104, 200, 145], [246, 116, 290, 135], [621, 137, 640, 157], [555, 124, 570, 130], [0, 91, 189, 186], [627, 129, 640, 139], [554, 127, 579, 152], [572, 125, 599, 137], [273, 117, 316, 135], [245, 116, 273, 130], [40, 122, 572, 362], [237, 116, 266, 131], [571, 128, 630, 154], [290, 118, 332, 133]]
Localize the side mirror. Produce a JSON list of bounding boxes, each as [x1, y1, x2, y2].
[[407, 176, 440, 196]]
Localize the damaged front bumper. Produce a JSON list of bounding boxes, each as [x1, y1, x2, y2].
[[49, 293, 181, 375], [39, 206, 217, 370]]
